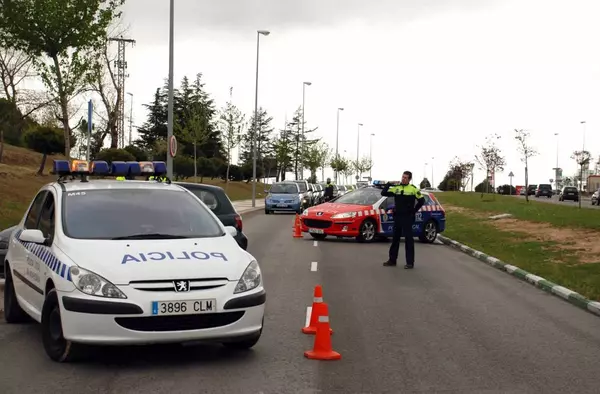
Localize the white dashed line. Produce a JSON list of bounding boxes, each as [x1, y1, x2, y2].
[[310, 261, 318, 271], [313, 240, 318, 247], [305, 306, 312, 327]]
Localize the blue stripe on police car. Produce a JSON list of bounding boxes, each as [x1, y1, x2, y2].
[[121, 251, 229, 264]]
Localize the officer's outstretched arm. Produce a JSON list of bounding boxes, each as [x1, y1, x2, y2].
[[381, 184, 394, 197]]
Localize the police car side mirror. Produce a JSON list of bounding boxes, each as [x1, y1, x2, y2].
[[225, 226, 238, 238], [19, 229, 46, 245]]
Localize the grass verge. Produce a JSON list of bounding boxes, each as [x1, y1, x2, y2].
[[0, 144, 265, 229], [437, 192, 600, 230], [444, 210, 600, 301]]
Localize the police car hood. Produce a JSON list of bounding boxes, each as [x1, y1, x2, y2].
[[309, 203, 373, 216], [58, 236, 250, 283]]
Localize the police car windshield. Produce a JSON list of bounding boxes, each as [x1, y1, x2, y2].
[[270, 184, 298, 194], [334, 188, 381, 205], [63, 189, 224, 240]]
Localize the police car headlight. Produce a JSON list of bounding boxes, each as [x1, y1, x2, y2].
[[331, 212, 356, 219], [69, 267, 127, 299], [234, 260, 261, 294]]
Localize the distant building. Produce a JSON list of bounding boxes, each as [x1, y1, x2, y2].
[[588, 175, 600, 193]]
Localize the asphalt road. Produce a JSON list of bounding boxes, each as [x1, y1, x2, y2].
[[514, 194, 600, 209], [2, 211, 600, 393]]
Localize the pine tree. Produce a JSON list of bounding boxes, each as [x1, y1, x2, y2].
[[218, 99, 245, 182], [240, 107, 274, 179], [135, 88, 168, 157]]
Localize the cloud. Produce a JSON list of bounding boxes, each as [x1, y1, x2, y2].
[[122, 0, 501, 38]]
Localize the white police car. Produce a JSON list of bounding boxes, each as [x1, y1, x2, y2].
[[3, 160, 265, 362]]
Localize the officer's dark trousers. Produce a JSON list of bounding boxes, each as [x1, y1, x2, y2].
[[388, 215, 415, 265]]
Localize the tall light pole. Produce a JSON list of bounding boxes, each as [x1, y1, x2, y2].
[[554, 132, 559, 190], [424, 163, 428, 180], [301, 81, 311, 180], [369, 133, 375, 180], [335, 107, 344, 183], [251, 30, 270, 208], [166, 0, 175, 178], [431, 156, 434, 186], [127, 92, 133, 146], [356, 123, 363, 182]]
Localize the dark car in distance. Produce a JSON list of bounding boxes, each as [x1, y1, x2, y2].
[[535, 184, 552, 198], [0, 225, 17, 278], [175, 182, 248, 250], [527, 184, 537, 196], [558, 186, 579, 202]]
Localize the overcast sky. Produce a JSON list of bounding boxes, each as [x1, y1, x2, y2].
[[114, 0, 600, 186]]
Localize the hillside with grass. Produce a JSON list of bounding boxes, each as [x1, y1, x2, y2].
[[0, 144, 265, 229]]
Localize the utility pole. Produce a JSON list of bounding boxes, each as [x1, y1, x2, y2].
[[127, 92, 133, 145], [108, 36, 136, 148]]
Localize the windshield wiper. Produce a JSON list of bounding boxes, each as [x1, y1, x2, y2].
[[112, 233, 190, 240]]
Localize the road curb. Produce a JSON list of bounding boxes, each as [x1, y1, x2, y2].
[[437, 235, 600, 318]]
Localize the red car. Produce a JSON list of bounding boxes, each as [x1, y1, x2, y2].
[[299, 184, 446, 243]]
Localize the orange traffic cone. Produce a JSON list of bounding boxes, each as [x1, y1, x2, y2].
[[302, 285, 333, 335], [293, 214, 303, 238], [293, 214, 300, 229], [304, 303, 341, 361]]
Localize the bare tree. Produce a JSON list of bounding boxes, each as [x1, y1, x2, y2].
[[475, 133, 506, 197], [571, 150, 591, 209], [0, 47, 34, 103], [514, 129, 538, 202], [449, 157, 474, 191]]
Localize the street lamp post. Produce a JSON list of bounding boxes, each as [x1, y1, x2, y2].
[[554, 132, 559, 190], [356, 123, 363, 182], [301, 81, 311, 180], [431, 156, 434, 186], [369, 133, 375, 180], [127, 92, 133, 146], [251, 30, 270, 208], [166, 0, 174, 179], [335, 107, 344, 183]]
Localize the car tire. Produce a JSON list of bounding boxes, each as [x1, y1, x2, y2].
[[356, 219, 377, 243], [4, 267, 29, 324], [42, 288, 82, 363], [310, 233, 326, 240], [265, 209, 270, 214], [419, 220, 438, 243]]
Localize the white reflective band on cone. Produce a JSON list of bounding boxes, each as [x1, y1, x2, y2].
[[314, 297, 323, 302], [318, 315, 329, 323]]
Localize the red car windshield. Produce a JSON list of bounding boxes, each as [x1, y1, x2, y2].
[[333, 188, 381, 206]]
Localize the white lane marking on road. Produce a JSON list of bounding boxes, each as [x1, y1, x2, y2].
[[311, 261, 318, 271], [305, 306, 312, 327], [313, 240, 318, 247]]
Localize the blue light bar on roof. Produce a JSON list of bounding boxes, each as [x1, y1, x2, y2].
[[90, 161, 109, 175], [127, 161, 141, 177], [372, 180, 387, 186], [52, 160, 71, 176], [153, 161, 167, 176], [111, 161, 129, 176]]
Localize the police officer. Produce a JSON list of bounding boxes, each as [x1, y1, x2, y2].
[[323, 178, 334, 202], [381, 171, 425, 269]]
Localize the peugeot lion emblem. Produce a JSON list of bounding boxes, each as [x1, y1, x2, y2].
[[317, 212, 324, 216], [174, 280, 191, 292]]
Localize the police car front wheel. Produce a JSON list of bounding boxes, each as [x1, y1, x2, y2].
[[42, 289, 83, 362], [419, 220, 438, 243]]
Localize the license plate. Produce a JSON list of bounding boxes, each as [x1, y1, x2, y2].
[[309, 228, 324, 234], [277, 203, 288, 207], [151, 299, 216, 316]]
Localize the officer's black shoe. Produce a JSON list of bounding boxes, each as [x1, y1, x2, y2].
[[404, 264, 414, 269], [383, 260, 397, 266]]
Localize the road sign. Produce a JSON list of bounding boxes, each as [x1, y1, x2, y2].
[[508, 171, 514, 177], [169, 135, 178, 158]]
